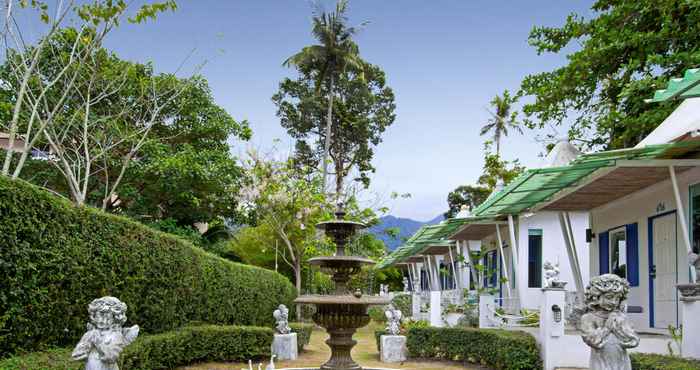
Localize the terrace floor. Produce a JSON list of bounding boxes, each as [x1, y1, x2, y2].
[[181, 322, 490, 370]]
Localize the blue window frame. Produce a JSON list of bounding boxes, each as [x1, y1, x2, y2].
[[528, 229, 543, 288]]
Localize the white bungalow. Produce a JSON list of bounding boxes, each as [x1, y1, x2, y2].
[[448, 141, 591, 313]]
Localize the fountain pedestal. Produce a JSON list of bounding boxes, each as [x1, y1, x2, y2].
[[294, 208, 390, 370]]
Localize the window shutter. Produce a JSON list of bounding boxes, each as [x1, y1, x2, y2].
[[599, 231, 609, 274], [625, 223, 639, 286]]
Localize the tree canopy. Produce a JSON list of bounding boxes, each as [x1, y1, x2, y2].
[[520, 0, 700, 149], [273, 62, 396, 196]]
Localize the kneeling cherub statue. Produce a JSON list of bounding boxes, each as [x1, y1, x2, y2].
[[72, 296, 139, 370], [579, 274, 639, 370]]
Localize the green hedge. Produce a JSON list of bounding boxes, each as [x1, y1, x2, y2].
[[289, 322, 313, 352], [631, 353, 700, 370], [406, 326, 541, 370], [391, 293, 412, 316], [0, 177, 297, 356], [0, 324, 273, 370]]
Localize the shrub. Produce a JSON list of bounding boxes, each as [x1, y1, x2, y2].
[[406, 326, 541, 370], [0, 177, 297, 356], [290, 322, 314, 352], [368, 306, 388, 323], [391, 293, 412, 315], [0, 325, 273, 370], [631, 353, 700, 370]]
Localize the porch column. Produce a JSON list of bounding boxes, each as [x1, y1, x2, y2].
[[669, 165, 697, 283], [448, 243, 459, 290], [495, 224, 512, 298], [558, 211, 585, 301], [507, 214, 525, 308]]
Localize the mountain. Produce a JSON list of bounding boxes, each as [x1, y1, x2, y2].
[[368, 214, 444, 251]]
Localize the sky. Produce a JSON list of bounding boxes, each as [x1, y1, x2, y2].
[[100, 0, 595, 221]]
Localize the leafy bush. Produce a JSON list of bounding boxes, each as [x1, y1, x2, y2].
[[631, 353, 700, 370], [290, 322, 314, 352], [0, 177, 297, 356], [0, 325, 273, 370], [391, 293, 412, 315], [368, 306, 388, 323], [406, 326, 541, 370]]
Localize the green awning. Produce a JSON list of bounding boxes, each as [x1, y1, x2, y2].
[[472, 141, 700, 217], [649, 68, 700, 102], [375, 216, 501, 269]]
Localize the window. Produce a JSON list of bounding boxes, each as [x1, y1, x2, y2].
[[691, 184, 700, 255], [528, 229, 543, 288], [610, 228, 627, 279]]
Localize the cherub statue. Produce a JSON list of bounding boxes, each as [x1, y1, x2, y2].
[[385, 305, 402, 335], [578, 274, 639, 370], [689, 251, 700, 279], [544, 261, 567, 289], [71, 297, 139, 370], [402, 277, 409, 292], [273, 304, 291, 334]]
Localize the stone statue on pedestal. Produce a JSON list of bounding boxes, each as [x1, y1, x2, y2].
[[71, 297, 139, 370], [273, 304, 291, 334], [579, 274, 639, 370], [385, 305, 402, 335], [402, 277, 409, 292], [544, 261, 567, 289]]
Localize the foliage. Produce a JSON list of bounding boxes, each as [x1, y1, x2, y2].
[[479, 90, 522, 156], [273, 62, 396, 195], [238, 152, 331, 293], [444, 184, 491, 218], [455, 304, 479, 328], [368, 306, 387, 323], [520, 0, 700, 150], [282, 0, 369, 190], [0, 177, 296, 356], [0, 325, 273, 370], [290, 322, 314, 352], [406, 326, 541, 370], [477, 143, 526, 191], [391, 294, 412, 317], [630, 353, 700, 370]]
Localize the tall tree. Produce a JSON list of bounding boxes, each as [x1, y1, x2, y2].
[[520, 0, 700, 150], [0, 0, 176, 178], [273, 63, 395, 197], [283, 0, 366, 192], [479, 90, 522, 156]]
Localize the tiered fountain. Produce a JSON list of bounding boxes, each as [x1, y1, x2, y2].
[[294, 205, 390, 370]]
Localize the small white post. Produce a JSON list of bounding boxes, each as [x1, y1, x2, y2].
[[429, 290, 443, 327], [479, 293, 496, 328], [669, 165, 697, 283], [539, 287, 568, 370], [679, 287, 700, 358]]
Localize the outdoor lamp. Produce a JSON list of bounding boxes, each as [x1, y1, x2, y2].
[[552, 304, 562, 323]]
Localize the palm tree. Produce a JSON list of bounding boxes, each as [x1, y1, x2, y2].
[[480, 90, 522, 156], [283, 0, 366, 194]]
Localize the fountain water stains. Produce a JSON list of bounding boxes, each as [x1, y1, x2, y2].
[[294, 206, 390, 370]]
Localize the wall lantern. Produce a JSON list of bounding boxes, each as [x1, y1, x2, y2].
[[586, 228, 596, 243], [552, 304, 562, 323]]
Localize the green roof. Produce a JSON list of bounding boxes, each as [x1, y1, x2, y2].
[[376, 216, 492, 269], [649, 68, 700, 102], [472, 141, 700, 217]]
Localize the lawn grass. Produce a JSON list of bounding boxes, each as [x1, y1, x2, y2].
[[180, 322, 489, 370]]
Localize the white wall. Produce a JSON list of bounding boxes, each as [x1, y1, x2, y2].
[[589, 167, 700, 331], [478, 212, 590, 311], [518, 211, 590, 310]]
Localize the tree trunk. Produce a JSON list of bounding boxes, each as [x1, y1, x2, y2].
[[321, 74, 334, 193], [295, 257, 302, 321]]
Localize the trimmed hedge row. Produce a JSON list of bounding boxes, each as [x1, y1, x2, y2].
[[0, 324, 273, 370], [631, 353, 700, 370], [290, 322, 313, 352], [406, 326, 541, 370], [0, 177, 297, 356]]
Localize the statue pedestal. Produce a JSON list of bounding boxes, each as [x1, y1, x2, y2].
[[678, 283, 700, 359], [272, 333, 298, 361], [380, 335, 407, 363]]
